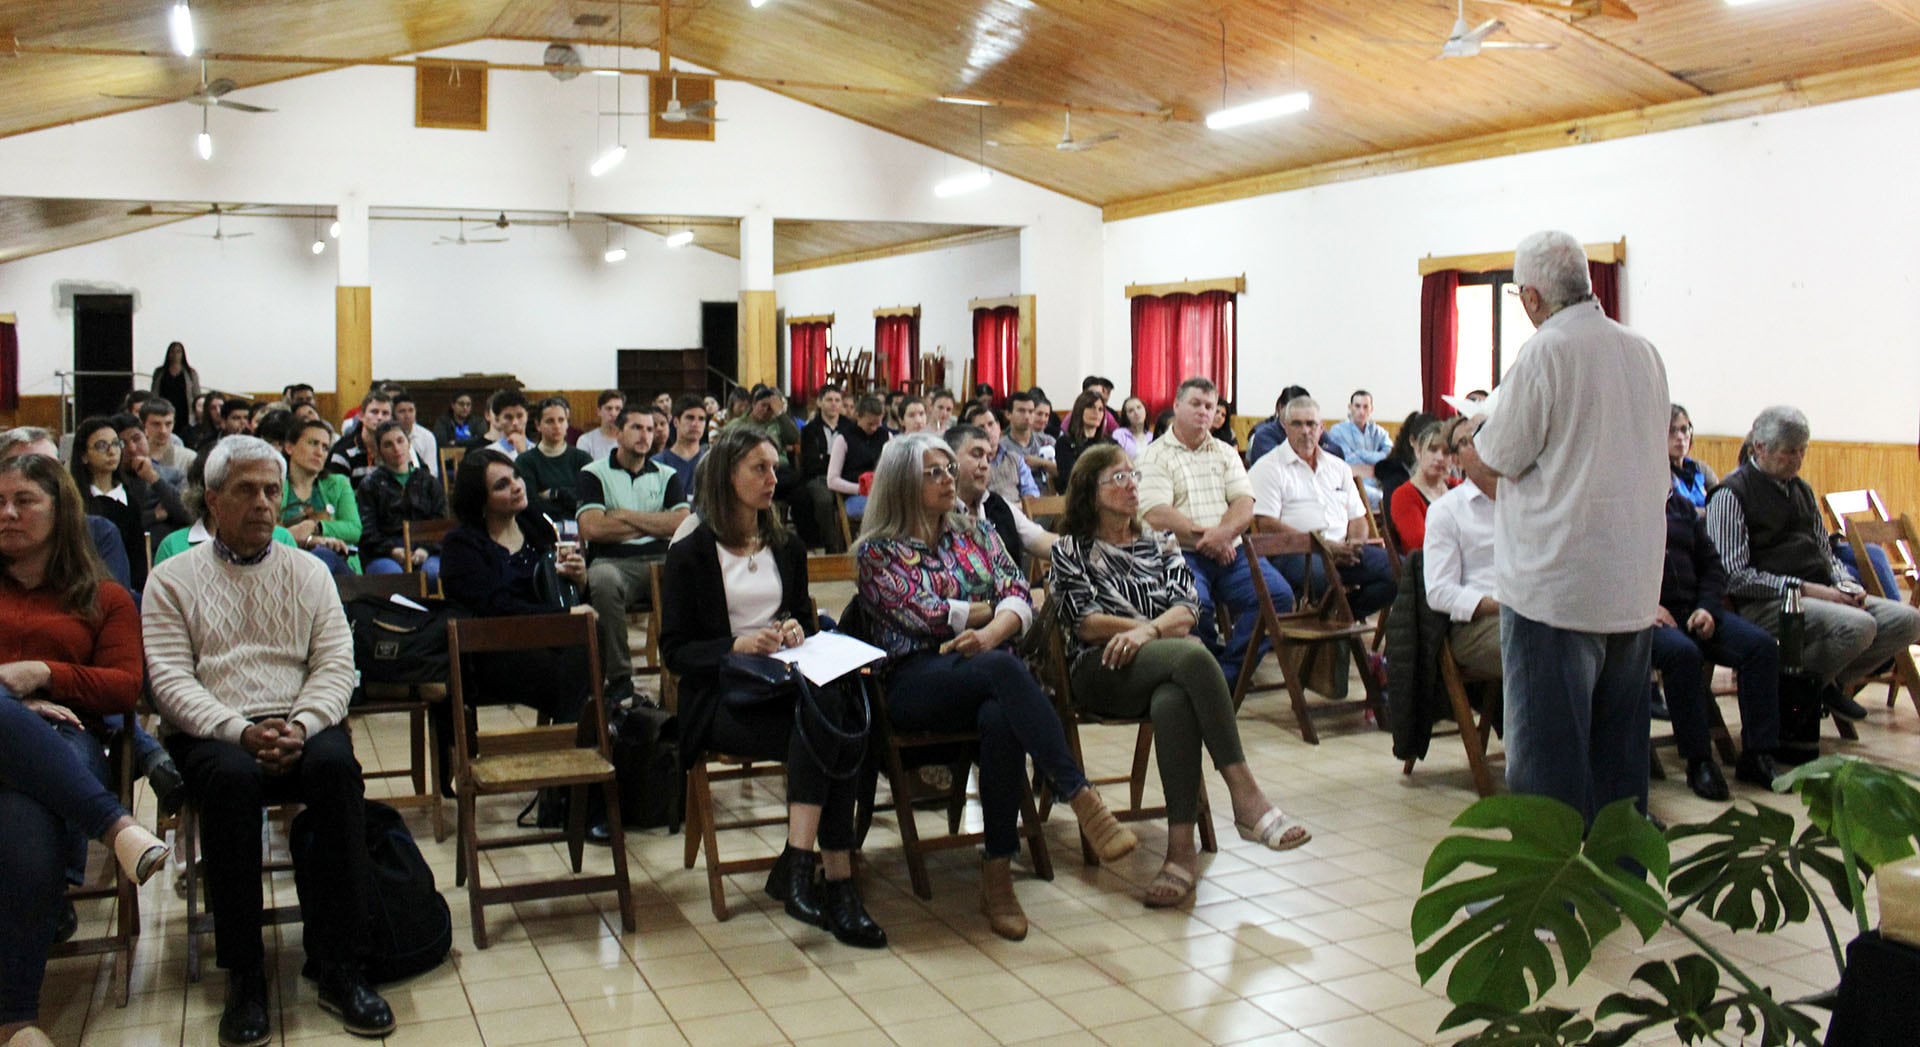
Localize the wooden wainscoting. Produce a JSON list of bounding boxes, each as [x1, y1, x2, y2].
[[1694, 435, 1920, 520]]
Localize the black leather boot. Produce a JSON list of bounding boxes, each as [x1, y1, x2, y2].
[[765, 844, 825, 928], [317, 963, 396, 1038], [219, 966, 271, 1047], [821, 877, 887, 949]]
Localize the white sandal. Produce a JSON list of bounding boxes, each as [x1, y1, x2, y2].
[[1235, 808, 1310, 852]]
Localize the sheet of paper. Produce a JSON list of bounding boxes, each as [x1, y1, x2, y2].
[[389, 593, 429, 613], [773, 630, 888, 687]]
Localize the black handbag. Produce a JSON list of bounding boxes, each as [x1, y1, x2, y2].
[[719, 651, 871, 779]]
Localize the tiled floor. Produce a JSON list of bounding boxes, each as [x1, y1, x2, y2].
[[39, 650, 1919, 1046]]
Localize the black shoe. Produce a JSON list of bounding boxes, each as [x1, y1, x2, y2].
[[604, 678, 636, 707], [820, 877, 887, 949], [316, 965, 395, 1039], [53, 900, 77, 944], [765, 844, 825, 929], [219, 967, 271, 1047], [1735, 751, 1781, 789], [1686, 759, 1730, 802], [586, 820, 614, 846], [1821, 685, 1869, 723], [143, 751, 187, 817]]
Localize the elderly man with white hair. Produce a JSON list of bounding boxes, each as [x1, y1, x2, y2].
[[1471, 230, 1671, 826]]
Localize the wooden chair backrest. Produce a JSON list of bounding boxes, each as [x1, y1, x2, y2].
[[1022, 495, 1067, 526], [1846, 515, 1919, 600], [1822, 489, 1889, 534], [334, 571, 425, 602], [439, 446, 467, 496], [446, 613, 609, 766], [1241, 529, 1353, 625], [403, 517, 457, 554]]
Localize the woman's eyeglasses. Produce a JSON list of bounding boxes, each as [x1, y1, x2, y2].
[[922, 463, 958, 482], [89, 439, 124, 453], [1100, 470, 1142, 487]]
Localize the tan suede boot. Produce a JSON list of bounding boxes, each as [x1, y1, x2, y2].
[[979, 857, 1028, 941], [1070, 787, 1138, 862]]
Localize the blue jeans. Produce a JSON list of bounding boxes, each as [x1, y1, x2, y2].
[[1501, 609, 1653, 825], [1269, 544, 1397, 620], [1186, 546, 1292, 679], [365, 552, 441, 588], [1650, 613, 1780, 761], [0, 687, 118, 1023], [885, 649, 1088, 858], [1838, 542, 1900, 602], [308, 545, 354, 576]]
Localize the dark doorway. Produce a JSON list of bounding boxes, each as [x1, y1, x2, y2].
[[73, 294, 134, 423], [701, 300, 738, 399]]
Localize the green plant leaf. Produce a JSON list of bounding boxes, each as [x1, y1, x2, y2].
[[1667, 803, 1820, 932], [1778, 755, 1920, 868], [1586, 957, 1821, 1047], [1438, 1004, 1595, 1045], [1792, 824, 1858, 914], [1413, 796, 1670, 1011]]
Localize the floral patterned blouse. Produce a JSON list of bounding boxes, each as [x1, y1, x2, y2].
[[855, 514, 1033, 659], [1048, 528, 1200, 663]]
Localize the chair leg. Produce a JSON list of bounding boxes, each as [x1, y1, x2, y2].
[[183, 806, 202, 983], [458, 790, 488, 949], [692, 766, 729, 922], [885, 747, 932, 900], [567, 785, 588, 873], [1230, 617, 1267, 711], [1350, 638, 1388, 731], [599, 780, 637, 934], [1127, 725, 1153, 812], [1019, 767, 1054, 883], [683, 765, 703, 870], [1278, 646, 1321, 745], [1197, 786, 1218, 854]]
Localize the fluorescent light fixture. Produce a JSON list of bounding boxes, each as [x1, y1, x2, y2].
[[170, 1, 196, 57], [937, 96, 991, 107], [1205, 90, 1311, 130], [604, 246, 628, 263], [592, 69, 619, 77], [933, 169, 992, 198], [589, 143, 627, 177], [328, 219, 341, 239], [195, 130, 212, 160], [311, 239, 326, 255], [663, 230, 695, 248], [750, 0, 772, 7]]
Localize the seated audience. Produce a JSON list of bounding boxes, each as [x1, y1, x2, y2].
[[1376, 411, 1437, 519], [111, 412, 190, 543], [1138, 378, 1289, 678], [1388, 418, 1461, 551], [69, 416, 162, 592], [717, 387, 751, 431], [649, 404, 672, 457], [192, 392, 226, 450], [827, 395, 892, 522], [145, 436, 394, 1045], [356, 422, 449, 583], [433, 392, 478, 450], [219, 398, 254, 438], [964, 403, 1039, 506], [1079, 375, 1121, 434], [391, 392, 439, 479], [281, 419, 362, 574], [1326, 389, 1392, 507], [482, 389, 532, 461], [576, 390, 625, 461], [2, 429, 133, 601], [948, 424, 1056, 568], [141, 397, 197, 481], [1246, 396, 1396, 620], [1246, 385, 1312, 464], [328, 390, 400, 484], [926, 388, 958, 434], [577, 407, 690, 703], [1706, 405, 1920, 725], [659, 426, 885, 948], [516, 397, 593, 520], [1668, 404, 1718, 512], [1652, 487, 1781, 799], [1050, 445, 1310, 908], [1052, 390, 1114, 491], [1422, 422, 1503, 682], [1004, 391, 1060, 494], [726, 387, 804, 502], [854, 434, 1135, 941], [896, 396, 932, 435], [154, 436, 299, 564], [1112, 396, 1155, 459], [1031, 389, 1062, 440], [654, 395, 711, 499], [0, 454, 169, 1047], [1209, 401, 1239, 451]]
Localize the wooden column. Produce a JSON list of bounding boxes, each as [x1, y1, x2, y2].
[[336, 286, 372, 414], [738, 290, 778, 389]]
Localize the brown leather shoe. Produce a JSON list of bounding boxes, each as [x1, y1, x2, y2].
[[979, 857, 1028, 941]]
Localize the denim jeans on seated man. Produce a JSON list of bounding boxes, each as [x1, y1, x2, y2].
[[1648, 614, 1780, 763], [1185, 546, 1292, 681], [1501, 609, 1654, 824], [1268, 544, 1397, 620]]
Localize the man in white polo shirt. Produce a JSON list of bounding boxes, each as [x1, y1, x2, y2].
[[1472, 229, 1670, 825], [1247, 395, 1395, 620]]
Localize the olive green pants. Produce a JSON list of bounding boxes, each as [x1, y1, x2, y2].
[[1069, 638, 1245, 825]]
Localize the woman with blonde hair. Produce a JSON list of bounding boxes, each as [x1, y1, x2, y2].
[[854, 433, 1133, 940]]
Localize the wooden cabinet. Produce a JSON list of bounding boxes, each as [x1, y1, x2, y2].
[[617, 348, 706, 400]]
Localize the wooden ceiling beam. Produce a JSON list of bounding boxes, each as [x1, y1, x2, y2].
[[1862, 0, 1920, 31]]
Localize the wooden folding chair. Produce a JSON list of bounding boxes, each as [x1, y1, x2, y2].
[[1032, 607, 1217, 865], [1022, 494, 1066, 530], [1846, 515, 1920, 715], [1399, 636, 1503, 797], [402, 517, 456, 596], [834, 491, 856, 551], [48, 721, 141, 1004], [181, 798, 302, 982], [1364, 502, 1403, 653], [336, 572, 447, 841], [445, 613, 634, 948], [1824, 489, 1916, 582], [438, 446, 467, 499], [1231, 530, 1387, 743]]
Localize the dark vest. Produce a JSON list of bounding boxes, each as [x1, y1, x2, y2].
[[837, 425, 890, 486], [981, 493, 1022, 565], [1713, 467, 1832, 583]]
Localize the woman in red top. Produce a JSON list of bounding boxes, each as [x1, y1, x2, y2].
[[0, 453, 166, 1044], [1387, 419, 1461, 551]]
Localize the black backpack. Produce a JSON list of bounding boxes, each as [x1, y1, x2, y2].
[[610, 701, 683, 832], [292, 800, 452, 984], [343, 595, 465, 692]]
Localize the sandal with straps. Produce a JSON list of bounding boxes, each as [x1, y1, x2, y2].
[[1069, 788, 1138, 862], [1235, 808, 1311, 852], [1143, 861, 1196, 909]]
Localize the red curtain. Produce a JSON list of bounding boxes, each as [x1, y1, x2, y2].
[[1419, 270, 1461, 418], [1589, 261, 1620, 321], [1129, 290, 1235, 417], [874, 315, 918, 391], [0, 320, 16, 411], [971, 307, 1020, 401], [789, 322, 830, 403]]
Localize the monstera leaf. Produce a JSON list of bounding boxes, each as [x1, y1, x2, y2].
[[1439, 1005, 1594, 1046], [1777, 755, 1920, 868], [1585, 956, 1818, 1046], [1668, 804, 1843, 932], [1413, 796, 1670, 1011]]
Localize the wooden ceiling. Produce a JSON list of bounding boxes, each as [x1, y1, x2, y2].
[[2, 1, 1919, 213]]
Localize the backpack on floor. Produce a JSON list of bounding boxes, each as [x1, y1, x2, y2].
[[611, 700, 683, 832], [292, 800, 452, 984]]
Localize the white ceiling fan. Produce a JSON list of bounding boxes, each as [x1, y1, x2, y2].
[[659, 77, 721, 125], [179, 204, 254, 241], [104, 59, 277, 113], [989, 111, 1120, 153], [1377, 0, 1558, 58], [435, 217, 508, 246]]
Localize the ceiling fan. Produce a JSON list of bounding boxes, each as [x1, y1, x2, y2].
[[659, 77, 721, 125], [435, 218, 508, 246], [103, 59, 277, 113], [179, 205, 254, 241], [989, 111, 1120, 153], [1378, 0, 1557, 58]]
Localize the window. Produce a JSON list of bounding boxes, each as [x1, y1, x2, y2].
[[1125, 276, 1244, 415], [1453, 271, 1533, 394]]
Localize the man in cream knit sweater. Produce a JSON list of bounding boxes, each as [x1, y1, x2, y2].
[[145, 437, 394, 1047]]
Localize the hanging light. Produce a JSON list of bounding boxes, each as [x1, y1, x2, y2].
[[328, 217, 341, 239], [590, 143, 627, 177], [1205, 17, 1310, 131], [170, 1, 196, 57], [195, 108, 212, 160], [750, 0, 773, 8], [934, 108, 993, 199], [591, 10, 627, 176], [310, 210, 327, 254], [604, 222, 627, 263], [664, 229, 694, 248]]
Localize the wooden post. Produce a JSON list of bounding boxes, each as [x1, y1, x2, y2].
[[737, 290, 778, 389], [336, 286, 372, 414]]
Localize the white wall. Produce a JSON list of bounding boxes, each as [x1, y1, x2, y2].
[[0, 40, 1103, 396], [1103, 89, 1920, 443], [774, 235, 1021, 390]]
